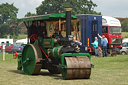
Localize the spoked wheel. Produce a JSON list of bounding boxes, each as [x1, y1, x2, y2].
[[22, 44, 42, 75], [62, 57, 91, 80]]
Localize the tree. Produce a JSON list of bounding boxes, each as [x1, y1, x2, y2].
[[0, 3, 19, 38], [25, 12, 37, 17], [0, 24, 9, 37], [121, 19, 128, 32], [36, 0, 101, 15]]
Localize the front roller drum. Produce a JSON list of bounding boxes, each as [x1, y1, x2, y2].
[[62, 57, 91, 79]]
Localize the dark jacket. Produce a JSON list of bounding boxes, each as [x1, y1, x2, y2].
[[28, 25, 37, 37], [37, 26, 47, 37]]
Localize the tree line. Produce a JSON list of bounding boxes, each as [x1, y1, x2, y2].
[[0, 3, 19, 38], [121, 20, 128, 32], [0, 0, 127, 38]]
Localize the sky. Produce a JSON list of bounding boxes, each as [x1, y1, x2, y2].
[[0, 0, 128, 18], [92, 0, 128, 18], [0, 0, 42, 18]]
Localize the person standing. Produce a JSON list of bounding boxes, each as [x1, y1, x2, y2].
[[37, 21, 47, 38], [98, 33, 108, 43], [28, 21, 37, 44], [92, 37, 98, 57], [101, 35, 108, 57]]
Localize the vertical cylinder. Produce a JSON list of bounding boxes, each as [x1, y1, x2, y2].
[[65, 8, 72, 38]]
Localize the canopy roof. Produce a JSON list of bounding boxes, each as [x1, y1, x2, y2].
[[18, 13, 77, 22]]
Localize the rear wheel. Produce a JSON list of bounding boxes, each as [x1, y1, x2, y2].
[[22, 44, 42, 75]]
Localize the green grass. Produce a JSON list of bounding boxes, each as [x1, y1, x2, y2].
[[17, 34, 27, 39], [0, 53, 128, 85]]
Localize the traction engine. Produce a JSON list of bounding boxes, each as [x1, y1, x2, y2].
[[17, 8, 92, 80]]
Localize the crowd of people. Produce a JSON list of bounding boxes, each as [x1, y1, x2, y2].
[[92, 34, 108, 57]]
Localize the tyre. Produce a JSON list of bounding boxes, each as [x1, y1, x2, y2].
[[121, 51, 126, 55]]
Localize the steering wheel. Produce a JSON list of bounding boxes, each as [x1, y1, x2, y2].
[[13, 51, 18, 59], [30, 34, 38, 42]]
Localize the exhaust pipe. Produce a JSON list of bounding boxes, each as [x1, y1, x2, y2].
[[65, 8, 72, 38]]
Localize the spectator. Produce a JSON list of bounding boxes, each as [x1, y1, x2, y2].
[[101, 35, 108, 57], [92, 37, 98, 57], [98, 33, 108, 43]]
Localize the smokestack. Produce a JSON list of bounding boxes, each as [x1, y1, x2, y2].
[[65, 8, 72, 38]]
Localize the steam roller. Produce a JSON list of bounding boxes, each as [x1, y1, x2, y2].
[[16, 8, 93, 80]]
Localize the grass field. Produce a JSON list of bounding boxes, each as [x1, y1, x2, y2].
[[17, 34, 27, 39], [0, 53, 128, 85]]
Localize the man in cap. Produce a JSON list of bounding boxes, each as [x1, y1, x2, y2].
[[37, 21, 47, 38], [28, 21, 37, 44]]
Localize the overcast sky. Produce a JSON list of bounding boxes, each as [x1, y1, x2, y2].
[[0, 0, 128, 18], [92, 0, 128, 18], [0, 0, 42, 18]]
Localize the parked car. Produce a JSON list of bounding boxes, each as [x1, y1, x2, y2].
[[1, 43, 14, 53], [11, 43, 25, 53], [120, 42, 128, 55]]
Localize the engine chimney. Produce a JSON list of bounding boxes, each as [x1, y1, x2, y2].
[[65, 8, 72, 38]]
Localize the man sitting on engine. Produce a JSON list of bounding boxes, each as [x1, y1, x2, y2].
[[70, 36, 82, 52], [71, 36, 82, 46]]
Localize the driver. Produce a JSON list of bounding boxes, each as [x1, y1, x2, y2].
[[28, 21, 37, 44], [37, 21, 47, 38]]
